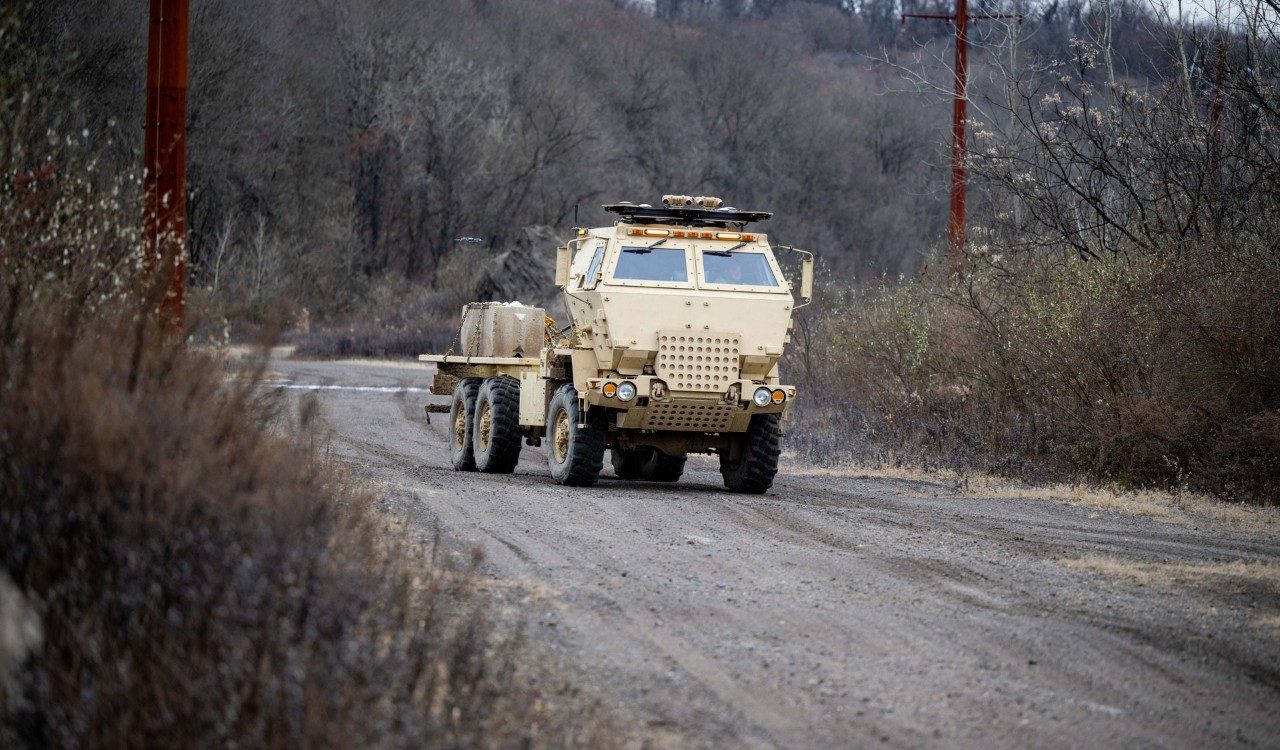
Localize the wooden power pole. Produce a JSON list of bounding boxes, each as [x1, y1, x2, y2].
[[903, 0, 1017, 271], [144, 0, 189, 327]]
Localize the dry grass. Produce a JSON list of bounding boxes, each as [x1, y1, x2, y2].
[[789, 454, 1280, 535], [1058, 556, 1280, 634], [1059, 556, 1280, 587], [1256, 612, 1280, 632]]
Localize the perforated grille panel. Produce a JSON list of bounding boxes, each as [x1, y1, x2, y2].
[[640, 402, 736, 432], [655, 331, 740, 393]]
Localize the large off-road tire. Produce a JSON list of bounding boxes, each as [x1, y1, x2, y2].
[[642, 451, 687, 483], [611, 447, 651, 480], [448, 378, 483, 471], [472, 376, 523, 474], [547, 384, 606, 486], [720, 414, 781, 494]]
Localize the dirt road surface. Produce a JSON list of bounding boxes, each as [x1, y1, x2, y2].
[[269, 357, 1280, 749]]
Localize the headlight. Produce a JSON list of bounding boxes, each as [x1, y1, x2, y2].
[[602, 382, 617, 398], [753, 387, 772, 407], [771, 389, 786, 405], [617, 381, 637, 402]]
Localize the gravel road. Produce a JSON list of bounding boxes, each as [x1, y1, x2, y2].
[[269, 357, 1280, 749]]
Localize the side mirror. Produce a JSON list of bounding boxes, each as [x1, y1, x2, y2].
[[800, 254, 814, 303], [555, 245, 571, 287]]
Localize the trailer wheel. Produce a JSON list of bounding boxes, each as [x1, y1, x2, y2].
[[611, 448, 652, 480], [720, 414, 781, 494], [547, 384, 606, 486], [642, 451, 687, 483], [472, 376, 523, 473], [448, 378, 483, 471]]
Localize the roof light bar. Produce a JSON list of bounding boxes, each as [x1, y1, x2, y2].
[[625, 228, 757, 241]]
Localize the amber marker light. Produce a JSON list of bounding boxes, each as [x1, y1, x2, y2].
[[771, 389, 786, 405], [602, 382, 618, 398], [644, 228, 671, 237]]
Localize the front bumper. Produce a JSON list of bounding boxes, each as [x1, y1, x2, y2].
[[582, 375, 795, 432]]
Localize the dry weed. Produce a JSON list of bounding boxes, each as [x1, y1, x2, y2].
[[1058, 556, 1280, 635], [790, 456, 1280, 535], [1059, 556, 1280, 588]]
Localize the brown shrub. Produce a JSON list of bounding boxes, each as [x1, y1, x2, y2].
[[288, 266, 474, 359], [1, 309, 613, 746], [789, 29, 1280, 504], [1, 18, 614, 745], [789, 247, 1280, 503]]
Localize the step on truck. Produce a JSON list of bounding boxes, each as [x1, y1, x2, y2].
[[420, 195, 813, 493]]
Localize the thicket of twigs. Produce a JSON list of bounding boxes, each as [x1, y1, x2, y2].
[[27, 0, 1060, 322], [0, 19, 611, 747], [790, 15, 1280, 503]]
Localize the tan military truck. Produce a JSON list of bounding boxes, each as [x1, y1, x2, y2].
[[420, 195, 813, 493]]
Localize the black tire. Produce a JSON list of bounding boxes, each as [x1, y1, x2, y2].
[[641, 451, 686, 483], [448, 378, 483, 471], [546, 384, 606, 486], [720, 414, 781, 494], [611, 448, 652, 479], [472, 376, 523, 474]]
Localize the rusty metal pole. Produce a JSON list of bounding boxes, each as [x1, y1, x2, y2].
[[143, 0, 189, 328], [903, 1, 1018, 275]]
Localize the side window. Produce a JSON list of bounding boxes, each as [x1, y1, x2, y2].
[[581, 244, 605, 290]]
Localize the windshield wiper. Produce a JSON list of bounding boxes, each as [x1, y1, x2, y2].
[[705, 241, 747, 257], [626, 238, 667, 254]]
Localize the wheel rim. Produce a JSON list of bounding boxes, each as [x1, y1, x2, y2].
[[477, 402, 492, 450], [453, 404, 467, 449], [553, 409, 570, 464]]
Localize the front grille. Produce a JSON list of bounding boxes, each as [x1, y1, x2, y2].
[[655, 331, 740, 393], [640, 402, 736, 431]]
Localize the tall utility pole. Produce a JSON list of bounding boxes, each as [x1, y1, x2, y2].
[[903, 0, 1017, 271], [143, 0, 189, 327]]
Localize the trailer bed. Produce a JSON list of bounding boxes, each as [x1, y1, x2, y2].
[[419, 354, 540, 399], [418, 354, 536, 366]]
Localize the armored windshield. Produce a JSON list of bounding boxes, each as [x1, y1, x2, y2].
[[701, 251, 778, 287], [613, 246, 688, 283]]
